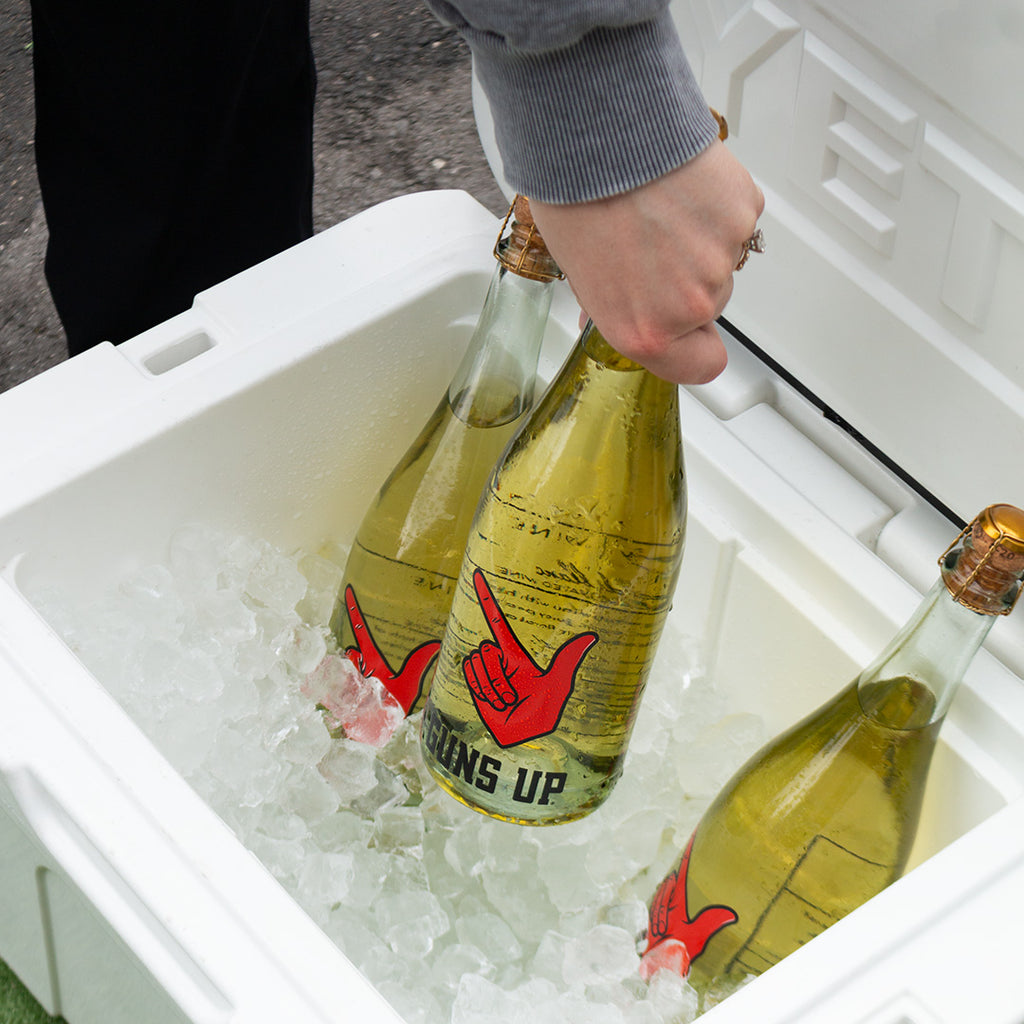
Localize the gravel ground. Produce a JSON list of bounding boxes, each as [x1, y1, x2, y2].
[[0, 0, 506, 394]]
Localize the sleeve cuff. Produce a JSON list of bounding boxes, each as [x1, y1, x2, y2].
[[469, 11, 721, 203]]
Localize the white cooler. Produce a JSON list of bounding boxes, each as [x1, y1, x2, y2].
[[1, 0, 1023, 1021]]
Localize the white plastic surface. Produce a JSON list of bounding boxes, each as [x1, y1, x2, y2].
[[0, 190, 1022, 1023], [688, 0, 1024, 524], [472, 0, 1024, 523]]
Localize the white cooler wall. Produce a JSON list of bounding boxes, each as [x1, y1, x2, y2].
[[670, 0, 1024, 522]]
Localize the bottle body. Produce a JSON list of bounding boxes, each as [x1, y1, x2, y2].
[[641, 506, 1024, 997], [333, 256, 556, 715], [647, 674, 941, 995], [421, 323, 686, 825]]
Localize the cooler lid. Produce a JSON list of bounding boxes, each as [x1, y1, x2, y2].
[[471, 0, 1024, 523]]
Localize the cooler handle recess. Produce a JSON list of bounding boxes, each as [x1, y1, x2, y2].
[[3, 765, 232, 1024]]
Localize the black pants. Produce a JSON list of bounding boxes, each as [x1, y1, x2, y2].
[[31, 0, 317, 355]]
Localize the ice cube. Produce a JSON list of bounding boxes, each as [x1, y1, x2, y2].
[[325, 907, 387, 969], [377, 979, 445, 1024], [377, 712, 435, 798], [309, 807, 373, 851], [352, 759, 413, 820], [373, 804, 425, 854], [451, 974, 515, 1024], [547, 991, 629, 1024], [190, 587, 259, 649], [621, 1001, 661, 1024], [209, 725, 285, 807], [601, 900, 650, 945], [231, 629, 278, 682], [481, 855, 559, 943], [643, 962, 700, 1021], [538, 841, 607, 915], [379, 848, 430, 898], [302, 654, 404, 747], [275, 705, 334, 766], [167, 523, 229, 586], [343, 849, 391, 911], [455, 912, 523, 963], [529, 931, 571, 985], [318, 739, 380, 800], [585, 809, 666, 888], [118, 564, 184, 643], [154, 699, 220, 775], [562, 924, 640, 987], [172, 648, 225, 703], [297, 850, 356, 916], [444, 821, 484, 878], [282, 623, 328, 675], [256, 802, 309, 842], [375, 890, 450, 957], [245, 544, 309, 614], [246, 831, 307, 885], [431, 942, 493, 990], [296, 552, 346, 627]]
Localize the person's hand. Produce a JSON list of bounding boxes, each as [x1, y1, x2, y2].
[[463, 569, 597, 747], [530, 140, 764, 385], [342, 585, 440, 714]]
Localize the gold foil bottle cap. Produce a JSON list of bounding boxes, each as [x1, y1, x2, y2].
[[941, 504, 1024, 615], [494, 195, 563, 282]]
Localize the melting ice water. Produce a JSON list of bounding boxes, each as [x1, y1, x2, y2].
[[33, 524, 765, 1024]]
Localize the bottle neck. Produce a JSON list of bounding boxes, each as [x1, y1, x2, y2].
[[519, 321, 681, 466], [448, 265, 555, 428], [581, 320, 645, 371], [577, 321, 680, 407], [856, 579, 1000, 726]]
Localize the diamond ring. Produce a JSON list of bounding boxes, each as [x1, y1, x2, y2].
[[736, 228, 765, 270]]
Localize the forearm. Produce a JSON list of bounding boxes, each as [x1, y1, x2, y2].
[[424, 1, 719, 203]]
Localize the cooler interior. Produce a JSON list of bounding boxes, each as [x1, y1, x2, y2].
[[0, 192, 1022, 1023]]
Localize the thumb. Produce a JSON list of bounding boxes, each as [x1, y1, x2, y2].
[[396, 640, 441, 709], [549, 632, 598, 678], [685, 905, 739, 957]]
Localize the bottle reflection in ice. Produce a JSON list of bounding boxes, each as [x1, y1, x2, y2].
[[331, 197, 561, 715], [641, 504, 1024, 999], [420, 322, 686, 825]]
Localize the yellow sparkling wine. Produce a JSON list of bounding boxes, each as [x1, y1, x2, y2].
[[332, 378, 531, 713], [330, 204, 559, 716], [421, 324, 686, 824], [642, 506, 1024, 999], [680, 675, 941, 996]]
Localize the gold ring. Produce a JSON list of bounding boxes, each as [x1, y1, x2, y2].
[[736, 227, 765, 270]]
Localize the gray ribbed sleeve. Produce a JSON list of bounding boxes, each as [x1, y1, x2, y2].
[[424, 2, 720, 203]]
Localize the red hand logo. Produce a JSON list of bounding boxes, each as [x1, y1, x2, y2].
[[342, 585, 440, 715], [640, 832, 737, 979], [463, 569, 597, 748]]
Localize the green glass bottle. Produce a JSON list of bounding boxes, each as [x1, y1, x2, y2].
[[331, 198, 561, 715], [420, 321, 686, 825], [641, 504, 1024, 1001]]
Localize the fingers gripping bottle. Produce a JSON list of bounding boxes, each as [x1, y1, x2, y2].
[[640, 505, 1024, 1000], [420, 321, 686, 825], [331, 197, 561, 715]]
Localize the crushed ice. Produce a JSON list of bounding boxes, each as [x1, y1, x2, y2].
[[32, 523, 765, 1023]]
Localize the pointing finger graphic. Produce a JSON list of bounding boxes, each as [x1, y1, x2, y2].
[[464, 569, 597, 747]]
